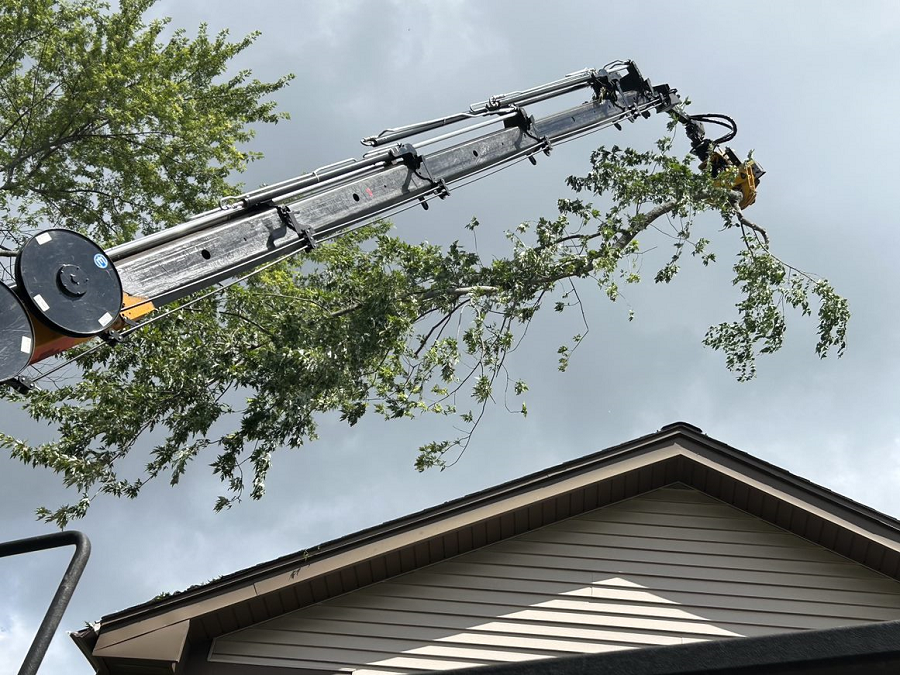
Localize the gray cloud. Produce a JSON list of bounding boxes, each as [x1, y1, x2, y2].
[[3, 1, 900, 672]]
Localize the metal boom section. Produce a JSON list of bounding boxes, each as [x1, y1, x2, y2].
[[0, 61, 679, 384]]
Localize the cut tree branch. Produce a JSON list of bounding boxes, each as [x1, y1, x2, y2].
[[729, 191, 769, 245]]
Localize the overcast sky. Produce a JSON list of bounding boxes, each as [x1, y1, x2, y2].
[[3, 1, 900, 673]]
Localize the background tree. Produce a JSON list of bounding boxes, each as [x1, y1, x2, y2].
[[0, 0, 290, 247], [0, 2, 849, 527]]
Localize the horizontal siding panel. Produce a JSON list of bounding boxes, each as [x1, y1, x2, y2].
[[430, 555, 900, 596], [428, 562, 900, 607], [231, 608, 753, 648], [551, 518, 820, 548], [269, 601, 757, 639], [213, 642, 489, 671], [211, 486, 900, 673], [429, 630, 651, 654], [215, 628, 588, 660], [475, 541, 871, 578], [578, 509, 781, 533], [639, 488, 723, 503], [397, 572, 681, 604], [602, 499, 770, 520], [215, 636, 505, 665], [292, 594, 803, 637], [220, 626, 653, 661], [515, 530, 838, 563], [322, 588, 878, 632], [395, 572, 900, 619], [439, 554, 900, 593], [264, 616, 710, 648], [216, 637, 627, 669]]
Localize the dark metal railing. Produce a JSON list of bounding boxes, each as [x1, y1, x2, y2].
[[0, 532, 91, 675]]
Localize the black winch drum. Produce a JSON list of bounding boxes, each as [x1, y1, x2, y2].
[[0, 281, 35, 381], [15, 229, 122, 338]]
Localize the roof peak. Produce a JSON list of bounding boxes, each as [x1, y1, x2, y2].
[[659, 421, 704, 434]]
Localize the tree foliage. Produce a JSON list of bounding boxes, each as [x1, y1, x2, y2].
[[4, 133, 850, 526], [0, 3, 850, 527], [0, 0, 291, 247]]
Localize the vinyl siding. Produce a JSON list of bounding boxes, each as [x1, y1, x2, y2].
[[210, 486, 900, 673]]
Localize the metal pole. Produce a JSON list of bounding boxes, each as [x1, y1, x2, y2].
[[0, 532, 91, 675]]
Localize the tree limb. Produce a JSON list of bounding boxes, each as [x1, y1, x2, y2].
[[730, 191, 769, 245]]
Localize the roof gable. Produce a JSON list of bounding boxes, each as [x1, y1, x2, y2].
[[73, 423, 900, 674], [209, 486, 900, 673]]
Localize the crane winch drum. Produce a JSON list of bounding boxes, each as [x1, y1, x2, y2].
[[0, 281, 35, 381], [14, 229, 123, 338]]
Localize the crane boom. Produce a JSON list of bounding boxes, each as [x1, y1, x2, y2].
[[0, 60, 753, 387], [111, 66, 676, 308]]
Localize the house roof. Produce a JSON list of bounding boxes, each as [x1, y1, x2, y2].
[[72, 422, 900, 674]]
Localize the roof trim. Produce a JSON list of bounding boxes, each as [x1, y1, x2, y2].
[[100, 424, 686, 624]]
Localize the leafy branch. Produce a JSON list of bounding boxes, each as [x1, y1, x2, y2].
[[2, 131, 849, 526]]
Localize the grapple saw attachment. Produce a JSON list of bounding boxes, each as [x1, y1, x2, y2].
[[672, 109, 764, 209]]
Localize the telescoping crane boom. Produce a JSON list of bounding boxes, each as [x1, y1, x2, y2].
[[0, 60, 760, 388]]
